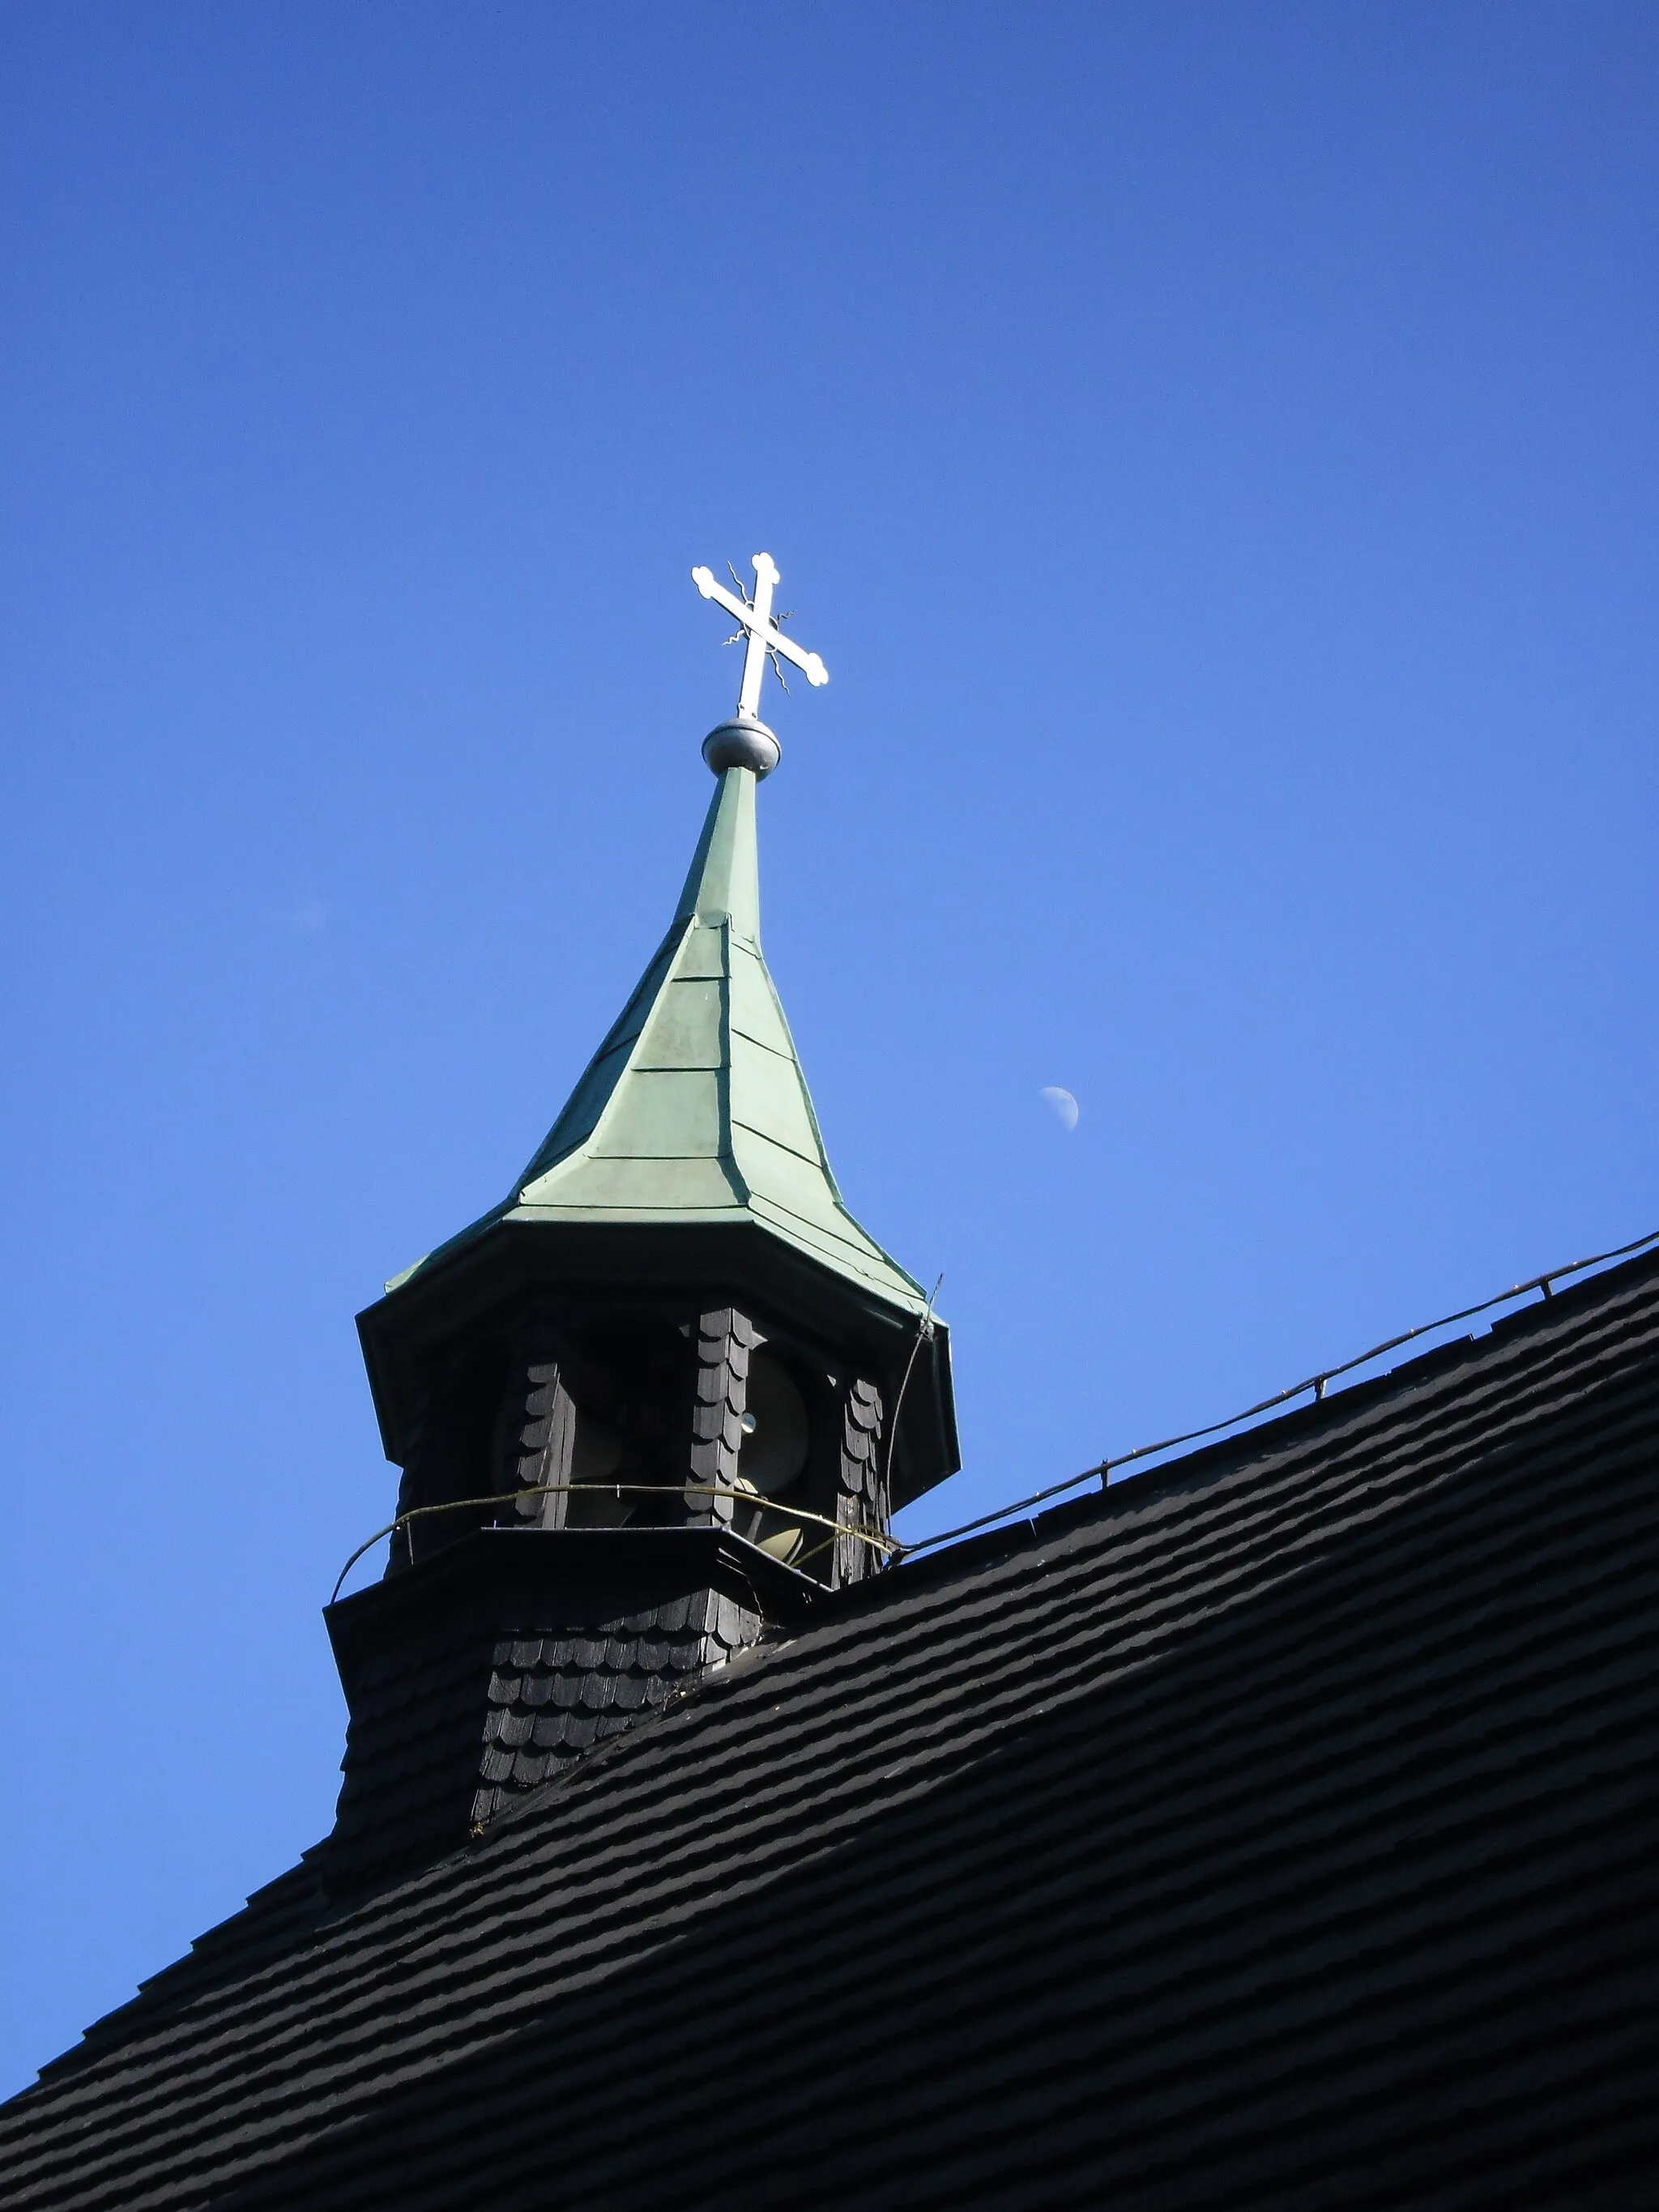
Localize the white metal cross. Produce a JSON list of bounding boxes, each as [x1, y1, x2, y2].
[[691, 552, 829, 721]]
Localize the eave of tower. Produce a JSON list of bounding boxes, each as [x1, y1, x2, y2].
[[388, 765, 928, 1317]]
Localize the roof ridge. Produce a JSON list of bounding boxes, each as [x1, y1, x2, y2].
[[889, 1241, 1659, 1585]]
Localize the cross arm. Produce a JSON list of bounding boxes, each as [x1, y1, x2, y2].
[[691, 566, 830, 687]]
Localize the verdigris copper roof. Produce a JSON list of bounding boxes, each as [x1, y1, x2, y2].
[[390, 763, 928, 1317]]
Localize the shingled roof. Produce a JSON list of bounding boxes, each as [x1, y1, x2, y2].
[[5, 1245, 1658, 2209]]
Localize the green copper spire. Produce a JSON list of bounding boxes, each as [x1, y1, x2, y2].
[[511, 764, 921, 1302], [391, 761, 928, 1315]]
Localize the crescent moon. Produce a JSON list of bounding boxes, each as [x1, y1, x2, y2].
[[1040, 1085, 1079, 1132]]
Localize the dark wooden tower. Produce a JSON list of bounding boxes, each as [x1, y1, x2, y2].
[[324, 739, 958, 1887]]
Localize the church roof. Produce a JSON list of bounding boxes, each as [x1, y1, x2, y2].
[[8, 1243, 1658, 2208], [388, 761, 929, 1319]]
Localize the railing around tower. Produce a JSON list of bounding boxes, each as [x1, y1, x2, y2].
[[329, 1481, 898, 1607]]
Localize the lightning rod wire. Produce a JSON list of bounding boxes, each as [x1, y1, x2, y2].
[[894, 1221, 1659, 1562]]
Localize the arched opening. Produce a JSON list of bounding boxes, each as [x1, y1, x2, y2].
[[732, 1347, 814, 1566]]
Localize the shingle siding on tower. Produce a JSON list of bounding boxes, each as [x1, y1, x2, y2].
[[322, 1556, 768, 1891], [5, 1250, 1658, 2209]]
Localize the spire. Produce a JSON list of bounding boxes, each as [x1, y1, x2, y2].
[[386, 550, 928, 1318], [391, 758, 927, 1315]]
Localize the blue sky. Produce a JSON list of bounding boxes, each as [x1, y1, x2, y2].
[[2, 2, 1656, 2091]]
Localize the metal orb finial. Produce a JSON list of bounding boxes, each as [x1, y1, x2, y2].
[[702, 716, 782, 778]]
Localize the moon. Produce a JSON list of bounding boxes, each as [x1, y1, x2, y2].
[[1040, 1085, 1079, 1132]]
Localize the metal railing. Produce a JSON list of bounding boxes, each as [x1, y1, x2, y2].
[[331, 1480, 897, 1605]]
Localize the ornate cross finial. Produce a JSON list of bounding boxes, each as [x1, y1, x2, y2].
[[692, 552, 830, 722]]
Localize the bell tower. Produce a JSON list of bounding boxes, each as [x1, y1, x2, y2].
[[323, 556, 958, 1890]]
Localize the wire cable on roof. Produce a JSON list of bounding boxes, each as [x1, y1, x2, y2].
[[894, 1223, 1659, 1563]]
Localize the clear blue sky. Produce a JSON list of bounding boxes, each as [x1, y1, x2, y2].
[[2, 2, 1655, 2093]]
